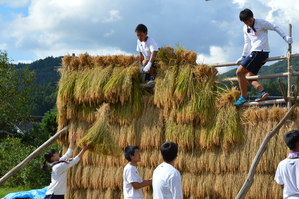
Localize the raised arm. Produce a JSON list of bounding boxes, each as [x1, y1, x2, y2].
[[60, 133, 77, 160], [55, 146, 88, 175]]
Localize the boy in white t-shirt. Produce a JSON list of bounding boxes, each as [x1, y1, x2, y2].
[[275, 130, 299, 198], [123, 145, 152, 199], [152, 142, 183, 199], [135, 24, 159, 85], [234, 8, 292, 106]]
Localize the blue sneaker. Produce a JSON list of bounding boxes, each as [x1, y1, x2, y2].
[[233, 96, 249, 106], [255, 92, 269, 102]]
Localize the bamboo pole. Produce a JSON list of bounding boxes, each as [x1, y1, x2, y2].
[[287, 24, 293, 108], [243, 98, 286, 106], [218, 72, 299, 82], [212, 53, 299, 68], [0, 126, 69, 185], [235, 102, 297, 199]]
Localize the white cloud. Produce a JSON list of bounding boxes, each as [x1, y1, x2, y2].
[[0, 0, 29, 7], [232, 0, 248, 7], [103, 10, 122, 23], [197, 46, 238, 74], [12, 59, 33, 64], [104, 29, 115, 38], [0, 43, 7, 50], [1, 0, 298, 64]]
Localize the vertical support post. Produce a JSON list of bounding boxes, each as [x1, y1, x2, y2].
[[287, 24, 293, 108]]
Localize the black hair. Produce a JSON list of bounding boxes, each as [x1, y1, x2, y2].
[[239, 9, 254, 22], [40, 149, 56, 171], [135, 24, 148, 33], [124, 145, 139, 161], [160, 142, 178, 163], [284, 130, 299, 150]]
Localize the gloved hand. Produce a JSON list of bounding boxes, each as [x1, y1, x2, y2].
[[283, 36, 293, 44], [139, 66, 144, 73], [236, 56, 246, 64], [143, 61, 152, 73]]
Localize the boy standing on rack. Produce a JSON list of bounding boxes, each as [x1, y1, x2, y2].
[[234, 8, 292, 106]]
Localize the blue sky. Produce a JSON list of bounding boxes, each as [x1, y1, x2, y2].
[[0, 0, 298, 73]]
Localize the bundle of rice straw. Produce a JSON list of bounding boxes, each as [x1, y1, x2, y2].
[[78, 103, 120, 156]]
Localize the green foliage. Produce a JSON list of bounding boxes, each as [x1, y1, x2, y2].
[[30, 83, 57, 116], [23, 109, 57, 147], [0, 137, 54, 188], [16, 56, 61, 117], [16, 56, 61, 85], [0, 109, 58, 188], [0, 51, 35, 134], [0, 186, 30, 198]]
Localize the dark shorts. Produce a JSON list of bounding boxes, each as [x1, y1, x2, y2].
[[241, 51, 269, 75], [45, 195, 64, 199]]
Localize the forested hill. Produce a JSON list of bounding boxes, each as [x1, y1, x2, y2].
[[221, 57, 299, 78], [15, 57, 62, 116], [16, 56, 62, 85]]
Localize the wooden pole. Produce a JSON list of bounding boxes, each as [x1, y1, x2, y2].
[[278, 79, 288, 103], [218, 72, 299, 82], [235, 103, 297, 199], [212, 53, 299, 68], [0, 126, 69, 185], [287, 24, 293, 109]]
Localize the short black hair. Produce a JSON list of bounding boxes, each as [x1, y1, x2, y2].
[[284, 130, 299, 150], [160, 142, 178, 163], [239, 9, 254, 22], [124, 145, 139, 161], [44, 149, 56, 163], [135, 24, 148, 33]]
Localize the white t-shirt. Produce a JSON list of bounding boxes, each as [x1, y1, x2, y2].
[[46, 149, 80, 195], [136, 36, 159, 60], [123, 163, 144, 199], [152, 162, 183, 199], [242, 18, 287, 56], [275, 158, 299, 198]]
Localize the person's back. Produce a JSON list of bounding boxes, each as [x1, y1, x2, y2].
[[275, 130, 299, 199], [152, 142, 183, 199], [276, 158, 299, 198], [153, 162, 182, 199]]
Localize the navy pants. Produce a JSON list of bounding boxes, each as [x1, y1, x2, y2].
[[45, 195, 64, 199]]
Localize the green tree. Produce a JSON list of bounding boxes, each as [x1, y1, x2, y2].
[[23, 108, 58, 147], [0, 51, 35, 135]]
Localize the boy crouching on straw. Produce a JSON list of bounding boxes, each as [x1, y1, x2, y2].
[[275, 130, 299, 198], [135, 24, 159, 86], [123, 145, 152, 199]]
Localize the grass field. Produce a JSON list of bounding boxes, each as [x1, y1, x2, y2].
[[0, 186, 30, 198]]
